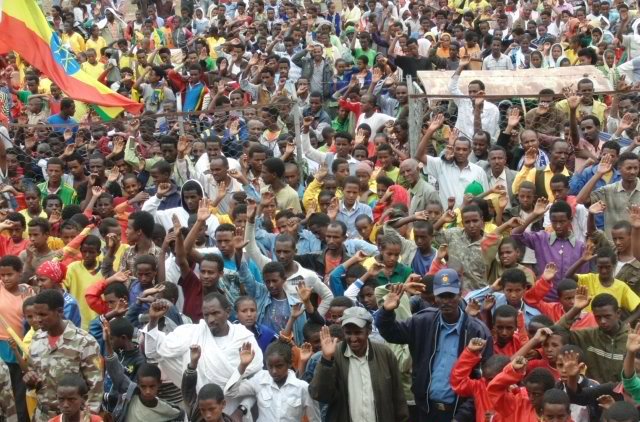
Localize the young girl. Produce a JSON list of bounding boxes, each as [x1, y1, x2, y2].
[[50, 374, 103, 422], [225, 342, 321, 421], [234, 296, 277, 353], [19, 187, 47, 235]]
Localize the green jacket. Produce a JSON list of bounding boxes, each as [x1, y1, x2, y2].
[[622, 371, 640, 402], [37, 181, 78, 206], [556, 315, 628, 384]]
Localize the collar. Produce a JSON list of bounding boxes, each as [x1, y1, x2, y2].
[[615, 178, 640, 192], [548, 231, 576, 247], [490, 168, 507, 181], [340, 200, 359, 213], [438, 313, 463, 333], [344, 343, 369, 360]]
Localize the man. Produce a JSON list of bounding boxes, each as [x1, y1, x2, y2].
[[142, 294, 262, 421], [482, 38, 514, 70], [37, 158, 78, 206], [292, 43, 333, 100], [340, 94, 395, 142], [46, 98, 78, 135], [389, 37, 446, 78], [486, 146, 517, 206], [449, 57, 499, 139], [400, 158, 439, 215], [376, 270, 493, 422], [525, 89, 566, 142], [134, 66, 176, 114], [555, 79, 607, 127], [579, 152, 640, 236], [0, 360, 16, 422], [512, 139, 571, 202], [25, 290, 103, 422], [309, 309, 409, 421], [555, 290, 628, 384], [416, 113, 489, 207], [260, 158, 302, 213]]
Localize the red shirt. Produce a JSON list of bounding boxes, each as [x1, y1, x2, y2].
[[524, 277, 598, 329], [493, 312, 528, 358], [527, 358, 561, 381], [451, 348, 503, 422], [179, 269, 204, 321]]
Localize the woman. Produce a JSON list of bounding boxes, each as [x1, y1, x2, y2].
[[436, 33, 452, 59], [529, 50, 545, 68], [545, 43, 566, 68]]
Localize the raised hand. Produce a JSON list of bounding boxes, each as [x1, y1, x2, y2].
[[319, 325, 338, 360], [291, 302, 305, 320], [436, 244, 449, 261], [190, 344, 202, 367], [619, 113, 635, 132], [300, 342, 313, 362], [588, 200, 606, 215], [354, 129, 366, 145], [367, 261, 384, 277], [533, 197, 549, 216], [597, 154, 614, 175], [156, 182, 172, 198], [483, 294, 496, 311], [428, 113, 445, 132], [629, 204, 640, 229], [148, 299, 170, 321], [466, 299, 481, 318], [327, 197, 339, 220], [533, 327, 553, 344], [106, 270, 131, 285], [91, 185, 104, 197], [582, 241, 596, 262], [596, 395, 616, 410], [296, 281, 312, 303], [238, 342, 255, 373], [563, 87, 582, 110], [404, 274, 426, 295], [512, 355, 528, 372], [383, 283, 404, 311], [63, 128, 74, 142], [560, 350, 583, 378], [626, 323, 640, 353], [197, 198, 212, 222], [467, 337, 487, 353], [523, 147, 538, 168], [574, 285, 591, 310]]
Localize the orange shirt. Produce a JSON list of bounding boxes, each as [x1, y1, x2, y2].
[[0, 283, 33, 340]]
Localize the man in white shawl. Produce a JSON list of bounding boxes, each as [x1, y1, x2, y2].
[[143, 293, 263, 421]]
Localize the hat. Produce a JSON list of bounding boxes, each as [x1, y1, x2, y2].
[[464, 181, 484, 196], [340, 307, 373, 328], [433, 269, 461, 296]]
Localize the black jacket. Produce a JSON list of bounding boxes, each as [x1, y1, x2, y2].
[[375, 305, 493, 420]]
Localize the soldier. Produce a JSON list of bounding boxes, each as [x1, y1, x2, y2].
[[23, 290, 103, 422], [0, 359, 17, 422]]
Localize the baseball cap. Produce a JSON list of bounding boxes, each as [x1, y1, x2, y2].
[[340, 307, 373, 328], [433, 269, 461, 296]]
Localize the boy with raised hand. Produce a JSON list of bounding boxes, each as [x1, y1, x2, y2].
[[622, 323, 640, 402], [565, 244, 640, 323], [450, 337, 510, 422], [524, 263, 597, 329], [512, 327, 569, 380], [554, 286, 629, 384]]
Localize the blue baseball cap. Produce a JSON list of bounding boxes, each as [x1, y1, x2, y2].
[[433, 269, 461, 296]]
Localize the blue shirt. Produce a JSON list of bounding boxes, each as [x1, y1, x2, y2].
[[46, 113, 78, 135], [336, 201, 373, 239], [429, 314, 463, 403], [412, 247, 437, 275], [63, 291, 82, 328], [569, 163, 621, 230], [465, 286, 541, 326]]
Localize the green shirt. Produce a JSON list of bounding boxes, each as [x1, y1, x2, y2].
[[38, 181, 78, 206], [374, 262, 413, 286], [353, 48, 377, 68]]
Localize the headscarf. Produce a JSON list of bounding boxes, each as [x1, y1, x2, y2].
[[36, 261, 67, 284], [545, 43, 567, 68], [598, 49, 620, 87], [356, 161, 373, 175], [97, 7, 126, 29], [436, 33, 452, 59]]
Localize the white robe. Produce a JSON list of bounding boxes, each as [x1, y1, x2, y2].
[[142, 320, 263, 417]]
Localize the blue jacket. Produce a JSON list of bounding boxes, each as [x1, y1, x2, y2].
[[63, 291, 82, 328], [375, 305, 493, 420]]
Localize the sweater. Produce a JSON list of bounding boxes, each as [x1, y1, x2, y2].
[[487, 363, 541, 422], [308, 340, 409, 422]]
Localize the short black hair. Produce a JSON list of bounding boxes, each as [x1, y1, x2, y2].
[[202, 253, 225, 272], [265, 341, 293, 364], [129, 211, 155, 238], [303, 321, 323, 341], [549, 174, 570, 188], [29, 217, 50, 234], [542, 388, 570, 412], [203, 292, 232, 312], [494, 304, 518, 322], [327, 221, 347, 236], [134, 254, 157, 271], [109, 317, 134, 339], [0, 255, 23, 272], [198, 383, 225, 402], [58, 373, 89, 396], [263, 157, 285, 177], [558, 344, 585, 362], [603, 401, 640, 422], [591, 293, 619, 311], [523, 367, 556, 391], [104, 282, 128, 299], [529, 314, 554, 327], [549, 200, 572, 219], [137, 363, 162, 382], [34, 289, 64, 311], [263, 261, 286, 279], [597, 246, 618, 265], [501, 268, 528, 288], [329, 296, 354, 308], [556, 278, 578, 293], [343, 175, 360, 189], [618, 152, 639, 166]]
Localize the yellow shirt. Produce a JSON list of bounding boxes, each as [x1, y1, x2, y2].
[[207, 36, 226, 60], [81, 62, 105, 80], [19, 210, 48, 239], [555, 99, 607, 129], [63, 260, 103, 330], [512, 164, 571, 203], [577, 273, 640, 312], [61, 32, 86, 53], [86, 37, 107, 59]]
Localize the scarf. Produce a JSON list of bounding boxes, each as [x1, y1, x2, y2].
[[35, 261, 67, 284]]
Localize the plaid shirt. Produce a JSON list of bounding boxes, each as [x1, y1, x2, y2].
[[118, 243, 164, 273]]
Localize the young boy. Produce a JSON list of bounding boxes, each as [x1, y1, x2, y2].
[[103, 319, 184, 422], [233, 296, 277, 353], [504, 181, 538, 268], [513, 327, 570, 380], [182, 345, 233, 422], [19, 218, 60, 281], [50, 374, 103, 422], [555, 345, 600, 422], [512, 199, 588, 300], [539, 389, 572, 422], [524, 263, 598, 329], [566, 246, 640, 321], [64, 235, 104, 330], [0, 213, 28, 256], [607, 221, 640, 295], [466, 267, 541, 325], [543, 174, 588, 243], [336, 176, 373, 238], [487, 356, 557, 422], [450, 337, 511, 422], [491, 304, 528, 357]]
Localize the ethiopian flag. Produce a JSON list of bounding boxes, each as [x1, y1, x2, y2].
[[0, 0, 142, 120]]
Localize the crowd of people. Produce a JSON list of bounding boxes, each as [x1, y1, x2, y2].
[[3, 0, 640, 421]]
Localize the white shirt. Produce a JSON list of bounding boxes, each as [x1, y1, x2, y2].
[[225, 370, 321, 422], [482, 54, 514, 70], [488, 168, 508, 191], [543, 203, 589, 243], [356, 112, 395, 141], [448, 74, 500, 139], [346, 346, 377, 422], [423, 156, 489, 208]]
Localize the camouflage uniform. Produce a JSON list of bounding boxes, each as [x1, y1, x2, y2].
[[435, 227, 488, 290], [29, 322, 103, 422], [0, 359, 17, 422]]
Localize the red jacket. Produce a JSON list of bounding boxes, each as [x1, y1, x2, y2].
[[493, 311, 528, 357], [524, 277, 597, 329], [85, 278, 110, 315], [451, 348, 502, 422], [488, 363, 540, 422]]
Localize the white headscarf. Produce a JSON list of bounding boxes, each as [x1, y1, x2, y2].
[[96, 7, 126, 30]]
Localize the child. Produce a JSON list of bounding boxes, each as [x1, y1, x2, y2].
[[566, 246, 640, 320], [50, 374, 103, 422], [504, 181, 538, 268], [482, 218, 535, 285], [466, 267, 541, 325], [233, 296, 277, 353], [512, 199, 588, 300], [513, 327, 569, 380], [20, 217, 60, 281], [450, 337, 511, 422], [540, 388, 572, 422], [555, 346, 600, 422], [19, 187, 47, 231], [225, 342, 321, 421], [524, 263, 597, 329], [491, 304, 528, 357], [103, 319, 184, 422], [543, 174, 588, 243], [34, 261, 81, 327], [0, 213, 28, 255], [64, 235, 104, 330], [366, 234, 413, 285], [182, 345, 234, 422], [338, 176, 373, 238], [487, 356, 557, 422], [622, 324, 640, 403], [602, 402, 639, 422]]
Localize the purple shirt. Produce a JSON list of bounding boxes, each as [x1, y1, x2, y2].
[[512, 231, 588, 301]]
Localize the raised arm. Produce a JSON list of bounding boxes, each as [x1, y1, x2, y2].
[[415, 113, 445, 165]]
